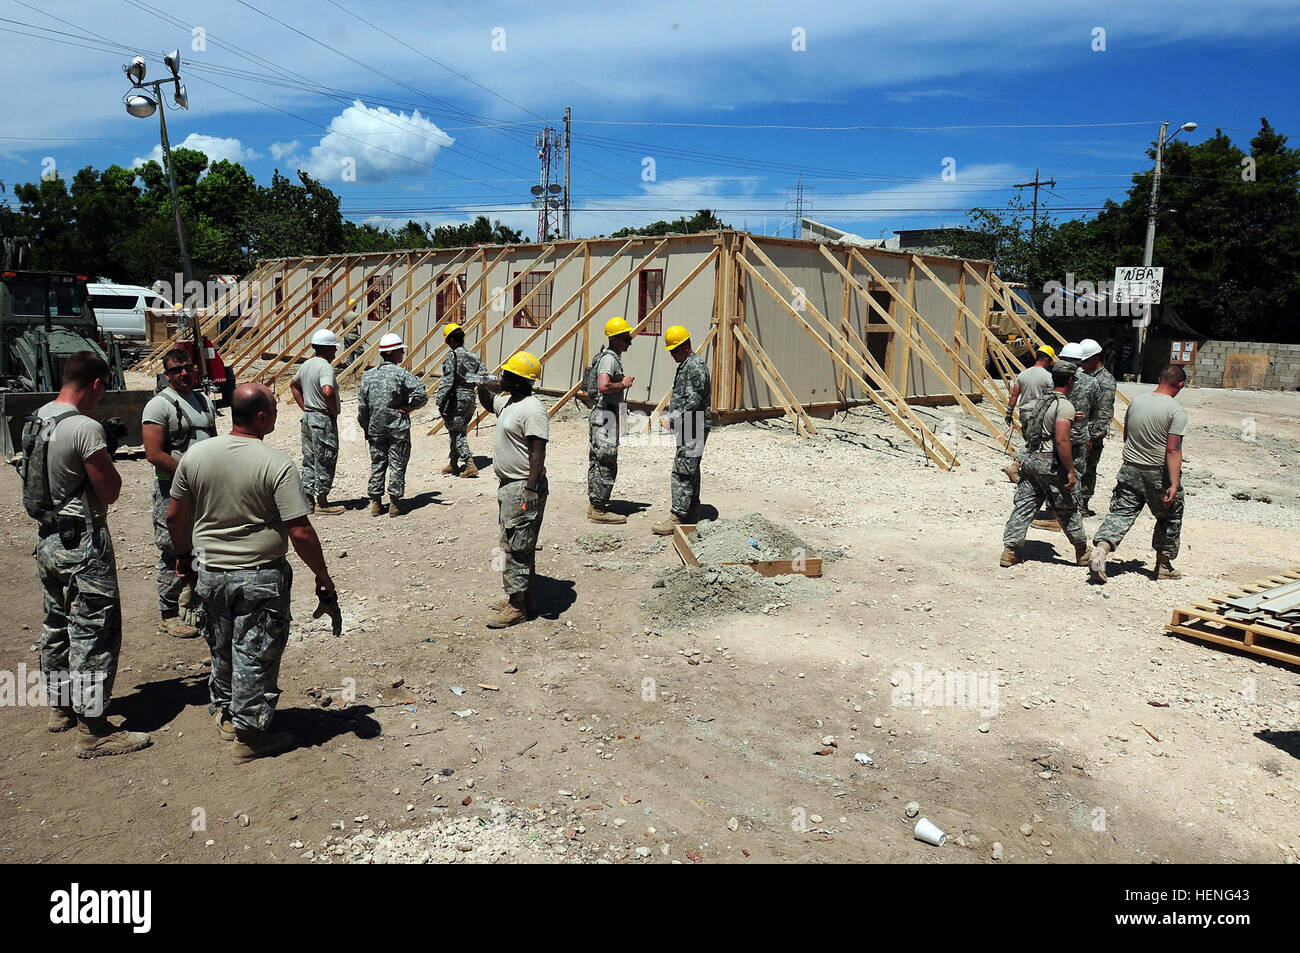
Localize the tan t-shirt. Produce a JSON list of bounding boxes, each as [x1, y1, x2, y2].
[[293, 356, 337, 414], [1015, 365, 1052, 405], [170, 434, 309, 570], [492, 393, 549, 481], [35, 401, 109, 524], [1122, 391, 1188, 467]]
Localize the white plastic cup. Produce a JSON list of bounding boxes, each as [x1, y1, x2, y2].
[[914, 817, 946, 846]]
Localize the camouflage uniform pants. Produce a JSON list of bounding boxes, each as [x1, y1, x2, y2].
[[1080, 437, 1106, 508], [497, 476, 548, 597], [300, 411, 339, 498], [1094, 462, 1184, 560], [36, 522, 121, 716], [367, 431, 411, 500], [1003, 452, 1088, 549], [1070, 443, 1088, 508], [195, 560, 292, 732], [444, 396, 476, 465], [153, 478, 187, 617], [588, 408, 620, 506], [670, 433, 706, 517]]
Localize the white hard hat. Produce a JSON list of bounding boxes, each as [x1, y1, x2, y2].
[[1079, 338, 1102, 359], [378, 332, 405, 353], [1060, 341, 1085, 360], [311, 328, 339, 348]]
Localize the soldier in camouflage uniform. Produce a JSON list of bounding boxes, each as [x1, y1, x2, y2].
[[27, 351, 150, 758], [1090, 365, 1189, 584], [142, 349, 217, 638], [477, 351, 549, 628], [358, 333, 428, 517], [1032, 342, 1098, 530], [1000, 360, 1093, 568], [1078, 338, 1117, 516], [587, 317, 636, 524], [291, 329, 344, 515], [435, 323, 485, 478], [653, 326, 711, 535], [169, 383, 337, 763]]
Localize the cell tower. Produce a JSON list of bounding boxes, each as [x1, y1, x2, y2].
[[531, 126, 564, 243], [785, 174, 813, 238]]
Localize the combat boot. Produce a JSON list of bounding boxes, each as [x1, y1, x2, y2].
[[488, 593, 534, 614], [47, 705, 76, 733], [651, 513, 683, 536], [214, 707, 236, 742], [588, 502, 626, 524], [315, 495, 344, 515], [1089, 542, 1111, 584], [388, 497, 404, 518], [486, 593, 528, 628], [1031, 516, 1062, 531], [162, 616, 200, 639], [231, 727, 293, 764], [1074, 541, 1093, 565], [1156, 556, 1182, 580], [441, 462, 456, 475], [74, 716, 151, 759], [999, 547, 1021, 567], [369, 499, 384, 517], [460, 460, 479, 478]]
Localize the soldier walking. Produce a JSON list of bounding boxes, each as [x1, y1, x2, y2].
[[291, 329, 345, 515], [167, 383, 337, 763], [477, 351, 549, 629], [1000, 360, 1093, 568], [1089, 365, 1189, 584], [25, 351, 150, 758], [652, 325, 711, 535], [587, 316, 635, 524], [1033, 342, 1099, 530], [358, 333, 428, 517], [1078, 338, 1117, 516], [434, 323, 484, 478], [142, 347, 218, 638]]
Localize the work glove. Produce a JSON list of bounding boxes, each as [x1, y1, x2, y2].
[[178, 580, 201, 628], [312, 577, 342, 637], [1004, 409, 1014, 427]]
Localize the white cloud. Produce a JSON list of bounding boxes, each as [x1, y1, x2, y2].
[[132, 133, 260, 169], [300, 101, 454, 183], [270, 140, 302, 162]]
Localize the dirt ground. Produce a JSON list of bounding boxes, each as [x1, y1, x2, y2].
[[1, 372, 1297, 864]]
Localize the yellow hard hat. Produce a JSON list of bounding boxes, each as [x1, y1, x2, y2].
[[1006, 334, 1016, 342], [501, 350, 541, 381], [664, 325, 690, 351], [604, 316, 633, 338], [1036, 344, 1056, 360], [348, 299, 357, 306], [442, 323, 463, 340]]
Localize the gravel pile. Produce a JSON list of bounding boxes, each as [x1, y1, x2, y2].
[[643, 564, 824, 624], [691, 513, 815, 564], [573, 531, 624, 554]]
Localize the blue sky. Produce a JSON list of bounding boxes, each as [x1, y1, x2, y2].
[[2, 0, 1298, 241]]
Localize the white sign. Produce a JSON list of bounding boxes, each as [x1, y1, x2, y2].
[[1112, 266, 1163, 305]]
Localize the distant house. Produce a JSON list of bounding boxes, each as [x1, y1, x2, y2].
[[894, 227, 979, 257]]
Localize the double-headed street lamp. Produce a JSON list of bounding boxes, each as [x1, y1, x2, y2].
[[122, 50, 206, 379], [1133, 118, 1197, 377]]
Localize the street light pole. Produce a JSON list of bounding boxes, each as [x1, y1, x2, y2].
[[156, 103, 196, 311], [1133, 119, 1196, 380]]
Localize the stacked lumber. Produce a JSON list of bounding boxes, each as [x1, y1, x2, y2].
[[1165, 569, 1300, 666]]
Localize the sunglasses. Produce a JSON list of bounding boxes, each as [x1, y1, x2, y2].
[[165, 364, 195, 375]]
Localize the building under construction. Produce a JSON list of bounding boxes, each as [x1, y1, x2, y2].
[[143, 230, 1073, 470]]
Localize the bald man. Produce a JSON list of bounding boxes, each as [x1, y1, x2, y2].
[[168, 383, 337, 764]]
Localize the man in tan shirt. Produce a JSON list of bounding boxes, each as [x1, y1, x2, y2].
[[168, 383, 337, 763]]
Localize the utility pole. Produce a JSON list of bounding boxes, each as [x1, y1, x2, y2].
[[532, 126, 562, 243], [786, 174, 811, 238], [1013, 168, 1055, 246], [563, 107, 571, 240]]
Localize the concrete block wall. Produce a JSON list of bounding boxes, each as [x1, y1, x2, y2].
[[1192, 340, 1300, 389]]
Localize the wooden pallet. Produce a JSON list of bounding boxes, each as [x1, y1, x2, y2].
[[672, 524, 823, 578], [1165, 568, 1300, 666]]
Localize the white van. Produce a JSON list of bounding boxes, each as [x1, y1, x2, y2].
[[86, 282, 174, 341]]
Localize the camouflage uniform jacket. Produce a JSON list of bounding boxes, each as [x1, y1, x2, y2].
[[1068, 369, 1100, 447], [435, 346, 484, 414], [668, 352, 711, 434], [1089, 366, 1117, 440], [358, 361, 428, 438]]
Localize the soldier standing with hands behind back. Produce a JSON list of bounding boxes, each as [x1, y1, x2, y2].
[[652, 325, 711, 535], [358, 333, 428, 517]]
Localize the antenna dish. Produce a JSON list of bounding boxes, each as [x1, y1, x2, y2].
[[547, 183, 562, 194], [530, 185, 544, 196]]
